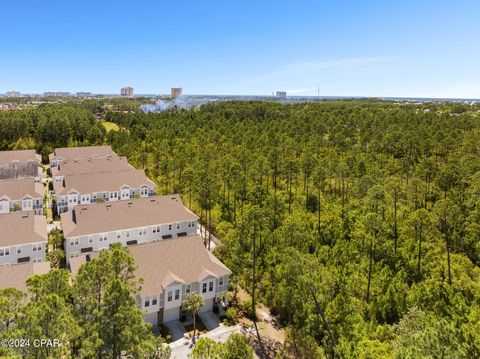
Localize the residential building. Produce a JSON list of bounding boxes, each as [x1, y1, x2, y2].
[[51, 156, 133, 182], [171, 87, 183, 98], [76, 92, 92, 97], [61, 194, 197, 261], [0, 178, 44, 215], [6, 91, 21, 97], [121, 87, 134, 96], [0, 261, 50, 292], [70, 235, 230, 325], [276, 91, 287, 100], [0, 211, 47, 265], [43, 92, 71, 97], [49, 145, 117, 168], [0, 150, 41, 180], [53, 169, 156, 213]]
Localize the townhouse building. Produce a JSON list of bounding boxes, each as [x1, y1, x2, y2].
[[49, 145, 116, 168], [0, 150, 41, 180], [52, 169, 156, 213], [61, 194, 197, 262], [70, 235, 230, 325], [0, 261, 50, 292], [0, 211, 48, 265], [51, 156, 133, 182], [0, 178, 44, 215]]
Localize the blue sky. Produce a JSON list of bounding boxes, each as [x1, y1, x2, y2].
[[1, 0, 479, 98]]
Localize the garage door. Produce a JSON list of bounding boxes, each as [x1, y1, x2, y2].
[[143, 312, 158, 326], [199, 298, 214, 313], [164, 307, 180, 322]]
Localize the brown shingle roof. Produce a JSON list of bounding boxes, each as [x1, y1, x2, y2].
[[0, 178, 44, 200], [53, 169, 155, 195], [61, 195, 197, 237], [0, 150, 40, 165], [49, 146, 115, 162], [0, 262, 50, 292], [0, 211, 48, 247], [51, 156, 133, 177], [69, 235, 231, 296]]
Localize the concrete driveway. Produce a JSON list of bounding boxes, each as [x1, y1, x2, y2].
[[165, 320, 186, 341], [199, 312, 221, 331]]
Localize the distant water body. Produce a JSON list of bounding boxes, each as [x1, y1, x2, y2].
[[138, 95, 478, 113]]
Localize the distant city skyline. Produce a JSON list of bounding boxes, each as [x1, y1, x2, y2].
[[1, 1, 479, 98]]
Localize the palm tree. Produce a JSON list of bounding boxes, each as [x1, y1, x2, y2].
[[184, 293, 205, 339]]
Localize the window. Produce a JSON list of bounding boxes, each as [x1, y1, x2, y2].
[[167, 291, 173, 302], [209, 281, 214, 292], [152, 296, 157, 306], [144, 297, 150, 307], [126, 231, 130, 238], [17, 246, 22, 254], [0, 248, 9, 256], [186, 284, 191, 294], [116, 233, 121, 239], [202, 283, 207, 293], [138, 228, 146, 236], [69, 238, 79, 246], [176, 223, 180, 229], [153, 226, 161, 233], [219, 277, 224, 286], [70, 252, 79, 258], [33, 258, 42, 263], [99, 234, 107, 242], [175, 289, 180, 300], [89, 237, 93, 243], [168, 224, 172, 231]]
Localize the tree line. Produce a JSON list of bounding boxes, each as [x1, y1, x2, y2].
[[104, 100, 480, 358]]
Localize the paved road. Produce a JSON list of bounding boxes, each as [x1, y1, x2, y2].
[[197, 224, 218, 251]]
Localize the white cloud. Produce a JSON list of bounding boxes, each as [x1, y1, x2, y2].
[[248, 56, 395, 83]]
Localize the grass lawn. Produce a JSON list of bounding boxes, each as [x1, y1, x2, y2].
[[102, 121, 120, 132]]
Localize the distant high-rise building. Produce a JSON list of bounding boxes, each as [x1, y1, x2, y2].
[[171, 87, 183, 98], [43, 92, 71, 97], [121, 87, 134, 97], [5, 91, 20, 97], [76, 92, 92, 98], [276, 91, 287, 100]]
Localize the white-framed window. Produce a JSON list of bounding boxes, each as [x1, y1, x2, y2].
[[167, 291, 173, 302], [99, 234, 107, 242], [175, 289, 180, 300], [89, 237, 93, 243], [69, 238, 79, 246], [209, 281, 214, 292], [186, 284, 191, 294], [17, 246, 22, 254], [168, 224, 172, 231], [116, 232, 121, 239], [153, 225, 161, 233], [152, 296, 157, 306], [138, 228, 146, 236], [70, 252, 79, 258], [219, 277, 224, 286], [144, 297, 150, 307], [126, 231, 130, 238], [176, 223, 180, 229], [202, 283, 207, 293], [0, 248, 9, 256], [33, 258, 42, 263]]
